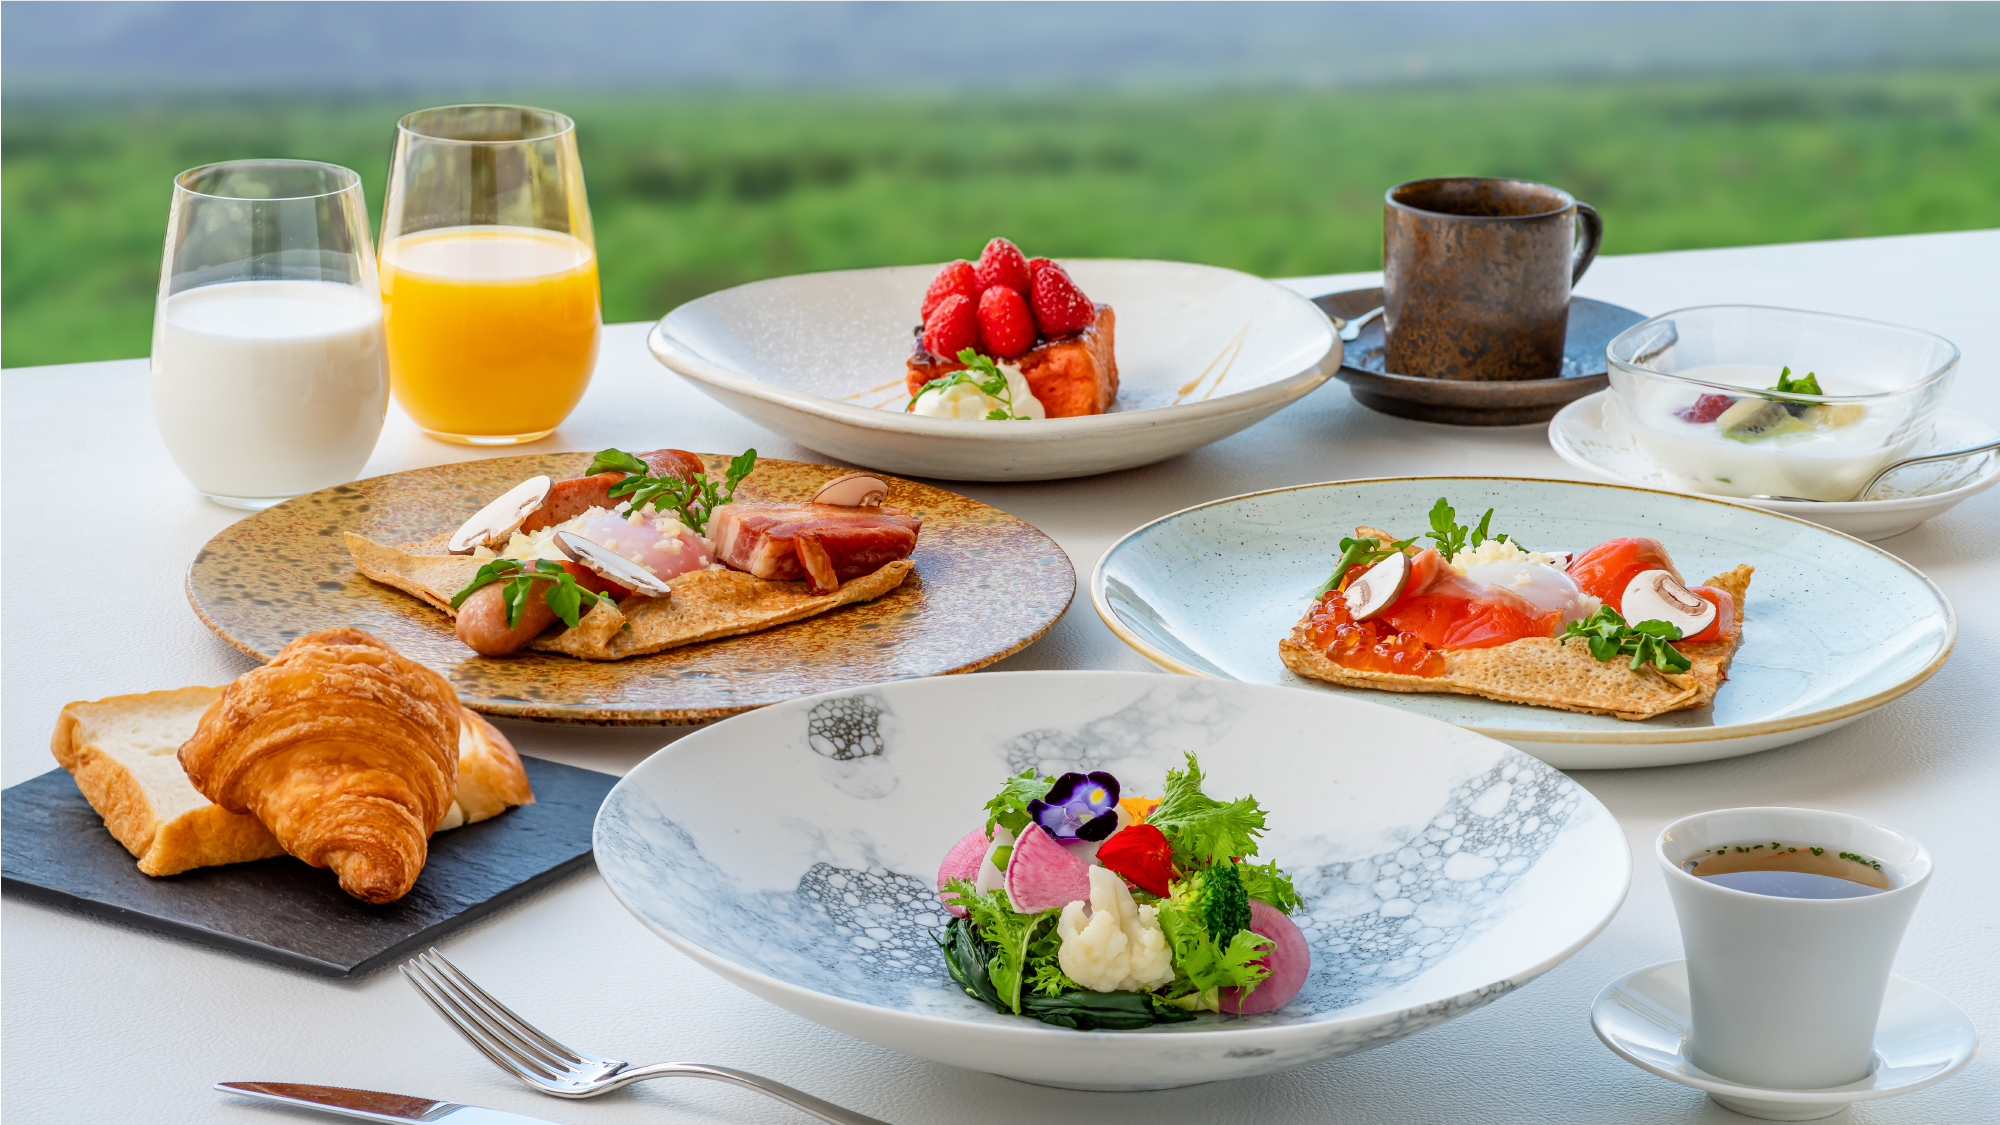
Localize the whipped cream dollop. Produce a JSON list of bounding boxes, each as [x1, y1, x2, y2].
[[1451, 539, 1602, 624], [909, 362, 1047, 420]]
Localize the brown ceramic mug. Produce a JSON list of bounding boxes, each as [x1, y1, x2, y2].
[[1383, 177, 1603, 381]]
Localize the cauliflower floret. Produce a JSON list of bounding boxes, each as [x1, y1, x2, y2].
[[1056, 865, 1175, 993]]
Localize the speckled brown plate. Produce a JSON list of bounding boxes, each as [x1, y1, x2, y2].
[[187, 453, 1074, 725]]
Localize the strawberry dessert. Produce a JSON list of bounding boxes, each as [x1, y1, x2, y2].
[[905, 238, 1119, 419]]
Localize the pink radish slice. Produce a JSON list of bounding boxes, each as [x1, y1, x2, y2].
[[1005, 825, 1094, 913], [1220, 900, 1311, 1015], [936, 827, 992, 919]]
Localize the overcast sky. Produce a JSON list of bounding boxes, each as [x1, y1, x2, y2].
[[7, 1, 1999, 98]]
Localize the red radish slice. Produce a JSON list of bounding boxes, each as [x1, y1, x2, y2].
[[1219, 900, 1311, 1014], [937, 827, 991, 919], [1005, 824, 1093, 913], [1344, 551, 1411, 621]]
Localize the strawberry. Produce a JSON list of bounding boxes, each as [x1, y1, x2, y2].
[[1030, 261, 1095, 338], [976, 285, 1037, 359], [921, 293, 977, 361], [1027, 256, 1056, 280], [974, 237, 1032, 296], [920, 259, 977, 322]]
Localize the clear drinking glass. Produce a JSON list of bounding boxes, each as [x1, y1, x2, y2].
[[151, 160, 389, 510], [378, 104, 601, 445]]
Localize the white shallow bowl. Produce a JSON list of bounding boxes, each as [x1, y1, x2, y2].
[[1092, 477, 1956, 770], [595, 671, 1630, 1090], [1551, 391, 2000, 541], [646, 260, 1341, 481]]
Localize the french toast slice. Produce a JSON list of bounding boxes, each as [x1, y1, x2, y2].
[[906, 304, 1118, 417]]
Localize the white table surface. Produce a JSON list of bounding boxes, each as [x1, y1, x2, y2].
[[5, 229, 1996, 1124]]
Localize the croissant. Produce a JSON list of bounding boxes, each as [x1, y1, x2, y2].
[[179, 627, 460, 903]]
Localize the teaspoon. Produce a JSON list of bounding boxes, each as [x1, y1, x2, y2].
[[1329, 305, 1384, 343], [1750, 437, 2000, 503]]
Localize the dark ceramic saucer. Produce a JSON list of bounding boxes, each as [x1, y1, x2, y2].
[[1315, 287, 1647, 426]]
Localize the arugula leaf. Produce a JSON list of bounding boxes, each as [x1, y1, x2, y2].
[[1425, 497, 1515, 559], [1558, 605, 1693, 674], [1147, 752, 1267, 868], [910, 350, 1035, 421], [982, 769, 1055, 837], [1771, 366, 1824, 397], [1236, 859, 1304, 914], [584, 448, 649, 477], [449, 558, 613, 629], [945, 880, 1059, 1014], [1155, 895, 1272, 1011], [602, 448, 758, 534], [1313, 534, 1418, 597]]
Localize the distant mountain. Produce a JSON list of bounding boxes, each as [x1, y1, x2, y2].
[[6, 1, 1999, 97]]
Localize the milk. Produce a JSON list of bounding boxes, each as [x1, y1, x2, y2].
[[151, 280, 388, 503]]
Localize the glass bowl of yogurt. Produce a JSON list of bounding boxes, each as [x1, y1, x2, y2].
[[1604, 305, 1959, 502]]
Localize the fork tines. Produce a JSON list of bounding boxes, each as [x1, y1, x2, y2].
[[400, 948, 592, 1088]]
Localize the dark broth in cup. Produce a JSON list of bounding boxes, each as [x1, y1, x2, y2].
[[1683, 842, 1895, 899]]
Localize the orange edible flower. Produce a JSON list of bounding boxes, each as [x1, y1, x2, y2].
[[1119, 795, 1160, 823]]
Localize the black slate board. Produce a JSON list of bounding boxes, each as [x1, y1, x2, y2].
[[1, 756, 616, 978]]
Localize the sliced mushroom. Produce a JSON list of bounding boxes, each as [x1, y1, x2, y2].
[[553, 531, 673, 598], [449, 476, 552, 554], [812, 472, 890, 507], [1621, 568, 1715, 636], [1343, 551, 1411, 622]]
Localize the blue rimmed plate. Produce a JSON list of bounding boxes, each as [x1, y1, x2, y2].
[[1091, 477, 1955, 769], [595, 671, 1629, 1090]]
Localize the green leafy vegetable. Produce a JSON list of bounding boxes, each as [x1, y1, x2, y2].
[[938, 915, 1004, 1012], [1155, 895, 1273, 1011], [911, 350, 1036, 421], [1313, 533, 1418, 597], [982, 768, 1055, 837], [1770, 366, 1824, 397], [1425, 497, 1515, 559], [449, 558, 615, 629], [592, 447, 757, 534], [1020, 989, 1198, 1030], [1236, 859, 1304, 913], [943, 880, 1059, 1014], [1147, 752, 1267, 869], [1558, 605, 1692, 674]]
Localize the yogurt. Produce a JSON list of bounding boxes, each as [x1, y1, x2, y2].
[[1622, 363, 1913, 501]]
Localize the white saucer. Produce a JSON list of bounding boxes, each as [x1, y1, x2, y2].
[[1591, 960, 1978, 1121], [1550, 391, 2000, 541]]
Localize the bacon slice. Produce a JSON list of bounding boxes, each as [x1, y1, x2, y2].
[[707, 501, 922, 594], [520, 448, 707, 533]]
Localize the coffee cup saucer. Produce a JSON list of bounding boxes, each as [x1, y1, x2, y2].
[[1591, 960, 1977, 1121]]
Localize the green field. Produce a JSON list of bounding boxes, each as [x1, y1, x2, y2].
[[5, 68, 1997, 368]]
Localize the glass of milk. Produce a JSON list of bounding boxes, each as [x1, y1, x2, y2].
[[152, 160, 389, 509]]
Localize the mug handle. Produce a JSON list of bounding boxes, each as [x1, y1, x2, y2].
[[1572, 201, 1604, 285]]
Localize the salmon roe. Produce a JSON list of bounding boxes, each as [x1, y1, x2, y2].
[[1305, 591, 1446, 678]]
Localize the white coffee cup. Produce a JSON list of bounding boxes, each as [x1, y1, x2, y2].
[[1658, 807, 1931, 1091]]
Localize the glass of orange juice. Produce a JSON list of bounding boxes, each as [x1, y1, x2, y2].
[[379, 105, 599, 444]]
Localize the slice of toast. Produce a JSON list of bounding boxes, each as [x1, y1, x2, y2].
[[51, 688, 535, 876], [905, 304, 1118, 417], [1279, 564, 1753, 722]]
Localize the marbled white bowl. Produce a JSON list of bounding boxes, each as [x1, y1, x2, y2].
[[594, 671, 1630, 1090]]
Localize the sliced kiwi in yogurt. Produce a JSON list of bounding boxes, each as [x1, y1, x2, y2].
[[1717, 398, 1812, 441]]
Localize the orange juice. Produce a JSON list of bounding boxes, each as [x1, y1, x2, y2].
[[380, 225, 600, 441]]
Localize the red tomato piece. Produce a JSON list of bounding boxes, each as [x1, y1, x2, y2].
[[1567, 537, 1680, 612]]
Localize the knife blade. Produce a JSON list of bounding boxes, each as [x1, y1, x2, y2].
[[216, 1082, 559, 1125]]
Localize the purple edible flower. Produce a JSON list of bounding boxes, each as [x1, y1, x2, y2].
[[1027, 771, 1122, 842]]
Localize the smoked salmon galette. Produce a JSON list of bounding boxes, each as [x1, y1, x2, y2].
[[1278, 499, 1752, 721], [345, 449, 919, 661], [902, 237, 1119, 420]]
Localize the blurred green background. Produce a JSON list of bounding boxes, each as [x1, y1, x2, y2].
[[6, 3, 1999, 368]]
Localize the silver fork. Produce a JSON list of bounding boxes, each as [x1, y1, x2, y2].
[[401, 949, 892, 1125]]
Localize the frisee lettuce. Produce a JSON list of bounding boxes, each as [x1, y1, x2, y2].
[[1147, 752, 1268, 869], [1155, 894, 1273, 1011], [982, 769, 1055, 837], [942, 879, 1058, 1014], [1237, 858, 1304, 914]]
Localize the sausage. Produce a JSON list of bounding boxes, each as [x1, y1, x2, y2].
[[455, 582, 559, 656], [517, 450, 707, 534]]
